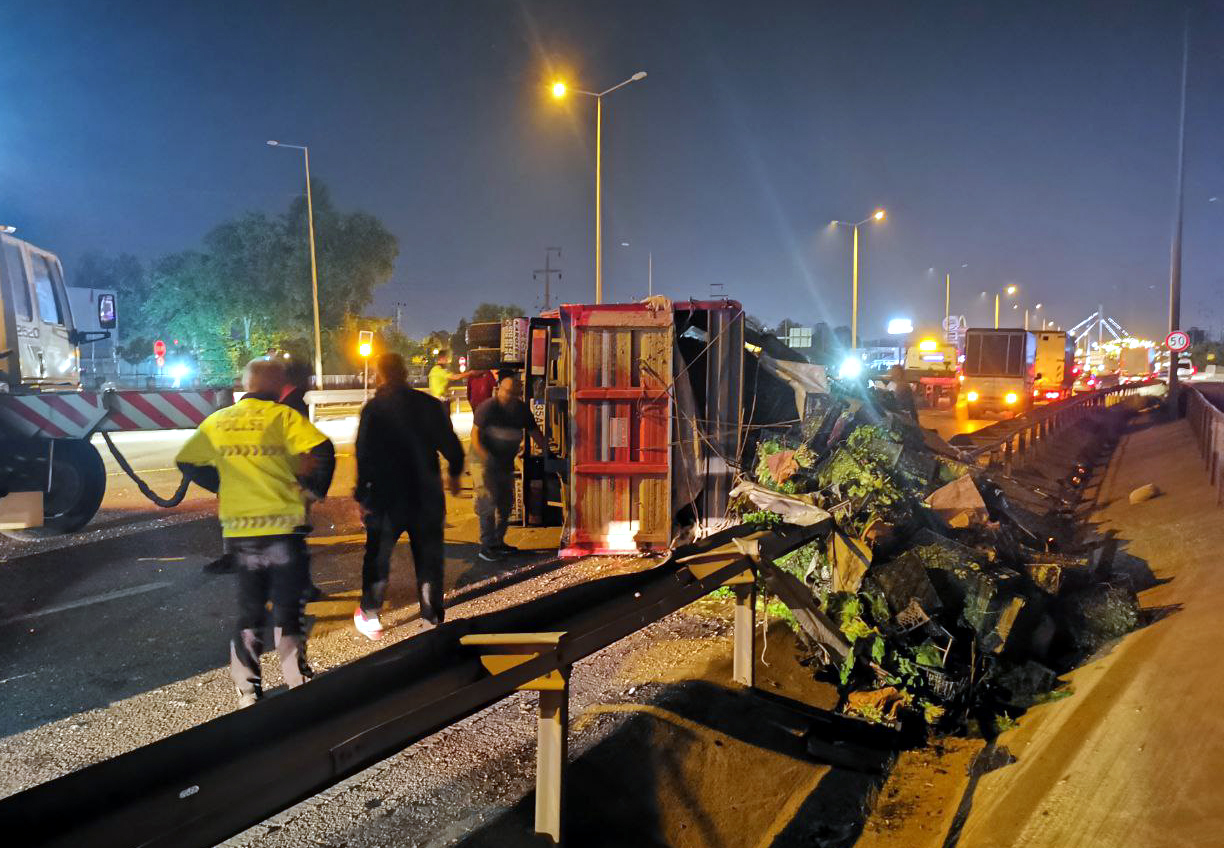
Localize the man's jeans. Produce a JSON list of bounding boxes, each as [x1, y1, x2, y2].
[[360, 504, 446, 624], [472, 458, 515, 549], [228, 535, 312, 696]]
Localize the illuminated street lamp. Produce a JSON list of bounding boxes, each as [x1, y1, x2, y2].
[[267, 140, 325, 395], [994, 284, 1017, 329], [831, 209, 887, 348], [358, 330, 374, 400], [551, 71, 648, 304]]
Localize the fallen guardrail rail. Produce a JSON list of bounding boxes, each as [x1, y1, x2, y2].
[[0, 521, 831, 848], [949, 380, 1164, 471], [1185, 385, 1224, 505]]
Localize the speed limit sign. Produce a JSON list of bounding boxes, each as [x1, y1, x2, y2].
[[1166, 330, 1190, 352]]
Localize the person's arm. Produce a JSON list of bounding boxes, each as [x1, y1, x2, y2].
[[281, 408, 334, 500], [353, 405, 375, 507], [523, 405, 547, 453], [471, 401, 490, 462], [175, 427, 220, 493], [471, 425, 488, 462], [434, 400, 465, 496], [299, 438, 335, 500]]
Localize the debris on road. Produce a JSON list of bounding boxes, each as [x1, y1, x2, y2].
[[1128, 483, 1161, 504], [732, 370, 1142, 735]]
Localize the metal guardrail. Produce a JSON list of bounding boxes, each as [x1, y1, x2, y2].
[[1185, 386, 1224, 505], [0, 522, 821, 848], [948, 380, 1164, 470]]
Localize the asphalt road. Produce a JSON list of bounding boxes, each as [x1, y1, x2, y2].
[[916, 405, 995, 441]]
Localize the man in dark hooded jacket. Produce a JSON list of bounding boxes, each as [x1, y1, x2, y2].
[[353, 353, 464, 638]]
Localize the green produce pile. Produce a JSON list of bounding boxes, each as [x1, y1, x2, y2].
[[732, 382, 1140, 735]]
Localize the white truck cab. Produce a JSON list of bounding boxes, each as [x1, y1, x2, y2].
[[1, 232, 114, 391]]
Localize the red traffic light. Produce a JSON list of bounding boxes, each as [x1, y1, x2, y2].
[[153, 340, 166, 357]]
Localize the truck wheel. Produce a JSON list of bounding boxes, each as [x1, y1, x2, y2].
[[3, 440, 106, 539]]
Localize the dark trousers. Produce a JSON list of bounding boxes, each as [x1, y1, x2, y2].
[[473, 459, 515, 548], [361, 505, 446, 624], [228, 535, 312, 696]]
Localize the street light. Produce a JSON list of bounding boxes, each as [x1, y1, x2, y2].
[[551, 70, 648, 304], [267, 140, 325, 395], [1027, 302, 1043, 331], [831, 209, 887, 348], [994, 284, 1017, 329], [358, 330, 374, 400]]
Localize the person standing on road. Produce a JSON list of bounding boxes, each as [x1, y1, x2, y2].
[[471, 370, 546, 562], [176, 358, 335, 708], [466, 368, 497, 413], [886, 364, 919, 421], [428, 351, 468, 415], [354, 353, 464, 639]]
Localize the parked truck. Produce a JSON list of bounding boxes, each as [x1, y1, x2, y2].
[[960, 328, 1036, 416], [1034, 330, 1074, 401], [0, 232, 229, 539]]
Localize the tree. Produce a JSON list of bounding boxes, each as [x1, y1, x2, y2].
[[471, 303, 525, 324], [125, 181, 398, 380]]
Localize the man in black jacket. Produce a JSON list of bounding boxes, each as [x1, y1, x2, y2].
[[354, 353, 464, 639]]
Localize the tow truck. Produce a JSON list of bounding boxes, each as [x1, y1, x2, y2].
[[0, 232, 229, 539]]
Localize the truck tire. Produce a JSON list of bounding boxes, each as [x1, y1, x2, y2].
[[466, 322, 501, 348], [467, 347, 502, 370], [2, 439, 106, 540]]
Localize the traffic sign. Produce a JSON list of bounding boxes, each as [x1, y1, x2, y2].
[[153, 339, 166, 357], [1165, 330, 1190, 353]]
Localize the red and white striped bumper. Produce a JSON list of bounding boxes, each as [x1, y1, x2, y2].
[[0, 390, 232, 440]]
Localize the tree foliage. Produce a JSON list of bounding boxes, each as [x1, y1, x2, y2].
[[87, 182, 398, 380], [470, 302, 525, 324]]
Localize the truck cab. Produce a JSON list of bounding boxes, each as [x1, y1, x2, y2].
[[1, 233, 83, 390]]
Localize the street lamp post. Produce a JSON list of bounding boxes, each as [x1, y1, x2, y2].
[[552, 72, 647, 304], [267, 140, 325, 394], [832, 210, 886, 349], [994, 284, 1017, 329]]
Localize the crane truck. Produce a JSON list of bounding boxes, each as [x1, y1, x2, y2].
[[0, 232, 229, 539]]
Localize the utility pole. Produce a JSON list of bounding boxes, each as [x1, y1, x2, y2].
[[533, 247, 562, 309], [1167, 13, 1190, 414]]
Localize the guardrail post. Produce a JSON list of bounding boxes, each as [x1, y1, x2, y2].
[[733, 583, 757, 687], [460, 632, 570, 845]]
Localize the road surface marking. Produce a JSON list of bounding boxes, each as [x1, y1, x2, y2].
[[1, 581, 172, 625], [0, 671, 37, 684], [137, 556, 186, 562], [306, 534, 366, 546]]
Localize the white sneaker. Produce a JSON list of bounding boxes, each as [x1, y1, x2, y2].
[[353, 608, 384, 641]]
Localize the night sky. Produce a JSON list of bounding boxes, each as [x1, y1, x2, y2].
[[1, 0, 1220, 340]]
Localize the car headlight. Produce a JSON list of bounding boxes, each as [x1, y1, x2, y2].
[[966, 391, 979, 402], [1005, 392, 1018, 405], [837, 356, 863, 380]]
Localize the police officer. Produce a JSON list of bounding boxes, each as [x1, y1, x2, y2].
[[177, 358, 335, 708]]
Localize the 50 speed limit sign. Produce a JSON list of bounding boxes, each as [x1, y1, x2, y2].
[[1166, 330, 1190, 352]]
